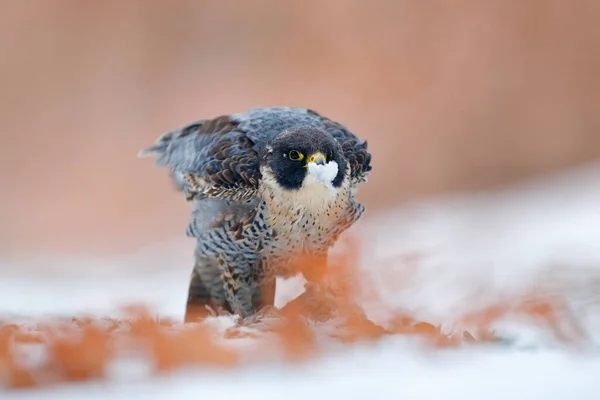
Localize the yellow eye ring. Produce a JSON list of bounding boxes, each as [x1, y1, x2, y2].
[[288, 150, 304, 161]]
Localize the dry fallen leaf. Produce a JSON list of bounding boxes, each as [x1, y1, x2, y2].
[[0, 249, 584, 390]]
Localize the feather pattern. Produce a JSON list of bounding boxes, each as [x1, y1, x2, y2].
[[139, 107, 372, 201], [140, 106, 372, 319]]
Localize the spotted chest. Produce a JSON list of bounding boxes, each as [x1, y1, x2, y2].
[[255, 177, 358, 278]]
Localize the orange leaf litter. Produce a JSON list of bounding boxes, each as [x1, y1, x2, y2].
[[0, 247, 583, 390]]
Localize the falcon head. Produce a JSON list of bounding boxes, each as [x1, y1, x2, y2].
[[262, 127, 347, 196]]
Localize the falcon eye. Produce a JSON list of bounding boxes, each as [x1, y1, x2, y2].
[[288, 150, 304, 161]]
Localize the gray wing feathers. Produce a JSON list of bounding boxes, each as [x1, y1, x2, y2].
[[139, 117, 260, 200], [186, 197, 260, 239], [138, 121, 218, 192], [138, 121, 217, 173], [139, 107, 371, 201]]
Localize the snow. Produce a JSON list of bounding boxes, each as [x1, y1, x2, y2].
[[8, 348, 600, 399], [3, 162, 600, 398], [307, 159, 339, 195]]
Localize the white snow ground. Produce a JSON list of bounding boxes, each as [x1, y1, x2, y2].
[[3, 162, 600, 399]]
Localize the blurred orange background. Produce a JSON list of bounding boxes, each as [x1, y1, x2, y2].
[[1, 0, 600, 259]]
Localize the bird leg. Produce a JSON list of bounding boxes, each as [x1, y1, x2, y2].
[[184, 267, 231, 323], [235, 304, 284, 331], [253, 273, 276, 311], [184, 269, 215, 323], [235, 275, 281, 327], [218, 256, 282, 328], [220, 254, 259, 318]]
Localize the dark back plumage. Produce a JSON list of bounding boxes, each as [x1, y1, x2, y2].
[[140, 107, 373, 320], [139, 107, 372, 201]]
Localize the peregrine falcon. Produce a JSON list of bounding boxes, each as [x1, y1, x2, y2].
[[139, 107, 372, 322]]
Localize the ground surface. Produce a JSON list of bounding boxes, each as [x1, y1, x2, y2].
[[2, 162, 600, 398]]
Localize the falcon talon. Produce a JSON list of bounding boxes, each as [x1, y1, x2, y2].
[[204, 304, 217, 317], [237, 314, 261, 328], [140, 107, 372, 322], [235, 307, 285, 332]]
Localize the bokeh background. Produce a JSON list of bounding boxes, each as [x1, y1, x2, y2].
[[2, 0, 600, 260]]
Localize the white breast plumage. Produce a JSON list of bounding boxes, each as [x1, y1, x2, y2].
[[259, 164, 352, 255]]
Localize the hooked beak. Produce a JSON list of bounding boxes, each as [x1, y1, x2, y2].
[[306, 151, 326, 166]]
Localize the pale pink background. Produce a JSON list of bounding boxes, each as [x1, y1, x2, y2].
[[1, 1, 599, 260]]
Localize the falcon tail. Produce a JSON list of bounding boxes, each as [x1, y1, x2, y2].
[[137, 130, 175, 160], [138, 120, 204, 164], [138, 128, 191, 196]]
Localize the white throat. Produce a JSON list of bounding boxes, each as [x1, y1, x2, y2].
[[260, 161, 341, 213]]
